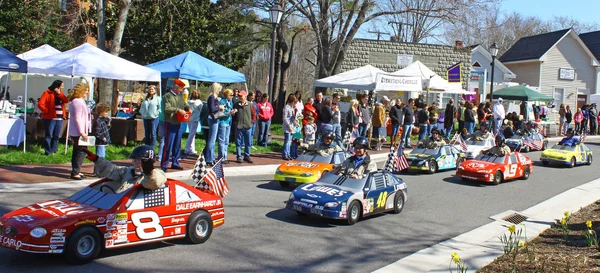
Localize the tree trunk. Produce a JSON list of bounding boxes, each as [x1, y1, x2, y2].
[[110, 0, 132, 56]]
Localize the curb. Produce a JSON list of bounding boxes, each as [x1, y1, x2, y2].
[[373, 176, 600, 273]]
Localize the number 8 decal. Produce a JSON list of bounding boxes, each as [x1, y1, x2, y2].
[[131, 211, 164, 240]]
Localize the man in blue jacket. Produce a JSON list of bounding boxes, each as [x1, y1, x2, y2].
[[558, 128, 580, 147]]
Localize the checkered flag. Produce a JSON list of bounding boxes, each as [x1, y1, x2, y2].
[[343, 128, 352, 146], [191, 154, 209, 188], [581, 128, 587, 142], [384, 145, 397, 172]]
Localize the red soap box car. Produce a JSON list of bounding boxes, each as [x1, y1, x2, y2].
[[0, 178, 224, 264], [456, 151, 533, 185]]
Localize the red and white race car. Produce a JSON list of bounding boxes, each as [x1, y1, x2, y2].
[[0, 178, 224, 264], [456, 151, 533, 185]]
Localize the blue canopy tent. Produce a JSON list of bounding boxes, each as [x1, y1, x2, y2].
[[0, 47, 27, 151], [146, 51, 246, 83]]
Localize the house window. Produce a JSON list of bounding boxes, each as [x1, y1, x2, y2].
[[472, 61, 482, 68], [553, 88, 564, 107]]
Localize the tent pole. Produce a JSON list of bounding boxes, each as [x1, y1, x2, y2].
[[244, 83, 248, 92], [23, 74, 28, 152], [65, 76, 74, 154]]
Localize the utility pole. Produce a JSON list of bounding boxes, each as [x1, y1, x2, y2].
[[388, 21, 404, 42], [368, 31, 390, 41]]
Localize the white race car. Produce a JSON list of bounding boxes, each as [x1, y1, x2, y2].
[[463, 137, 494, 159]]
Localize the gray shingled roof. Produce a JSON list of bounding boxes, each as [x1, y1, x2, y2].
[[498, 29, 570, 62], [580, 31, 600, 60]]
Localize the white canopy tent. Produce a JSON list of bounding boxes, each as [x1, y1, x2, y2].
[[392, 60, 468, 94], [313, 65, 385, 90]]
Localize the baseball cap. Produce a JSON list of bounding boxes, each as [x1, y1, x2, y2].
[[382, 96, 390, 102], [498, 97, 503, 101], [238, 90, 248, 97]]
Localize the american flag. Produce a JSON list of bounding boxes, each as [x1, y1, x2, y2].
[[452, 133, 468, 151], [394, 145, 410, 172], [581, 129, 587, 142], [191, 156, 229, 198], [523, 137, 542, 150]]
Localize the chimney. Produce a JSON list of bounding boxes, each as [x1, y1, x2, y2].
[[455, 40, 464, 48]]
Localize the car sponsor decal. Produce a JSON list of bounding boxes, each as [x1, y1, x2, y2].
[[0, 235, 22, 249], [41, 208, 59, 217], [466, 162, 486, 169], [285, 162, 318, 168], [173, 227, 182, 235], [97, 217, 106, 224], [210, 211, 224, 218], [306, 194, 320, 198], [105, 239, 114, 247], [171, 217, 186, 224], [176, 200, 222, 211], [299, 184, 348, 197], [104, 232, 112, 239], [48, 244, 64, 253], [75, 219, 97, 226], [115, 213, 128, 221], [107, 214, 115, 220], [50, 236, 65, 244], [340, 202, 347, 218], [35, 200, 95, 216], [52, 229, 66, 233], [12, 215, 34, 223]]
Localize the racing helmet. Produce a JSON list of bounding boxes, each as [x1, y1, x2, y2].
[[480, 121, 489, 131], [495, 134, 505, 147], [352, 137, 370, 150], [566, 128, 574, 135], [129, 145, 156, 163], [322, 131, 335, 142], [430, 128, 440, 135]]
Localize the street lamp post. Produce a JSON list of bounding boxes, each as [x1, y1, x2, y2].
[[489, 42, 499, 102], [268, 3, 283, 100]]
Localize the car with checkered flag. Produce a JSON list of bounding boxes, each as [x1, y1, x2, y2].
[[0, 178, 224, 264]]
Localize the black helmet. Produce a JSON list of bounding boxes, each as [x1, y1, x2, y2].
[[431, 128, 440, 135], [495, 134, 505, 146], [129, 145, 156, 162], [322, 131, 335, 141], [353, 137, 369, 149], [566, 128, 574, 135], [480, 121, 489, 129]]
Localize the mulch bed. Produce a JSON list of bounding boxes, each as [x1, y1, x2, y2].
[[477, 200, 600, 273]]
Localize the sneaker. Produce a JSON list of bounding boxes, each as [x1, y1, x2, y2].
[[236, 158, 243, 163], [70, 174, 84, 180], [244, 157, 253, 164], [170, 165, 184, 170]]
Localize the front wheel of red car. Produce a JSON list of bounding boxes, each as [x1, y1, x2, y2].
[[492, 171, 503, 185], [521, 166, 530, 180], [186, 210, 213, 244], [65, 226, 102, 264]]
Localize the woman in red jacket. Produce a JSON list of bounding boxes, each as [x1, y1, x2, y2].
[[256, 93, 274, 147], [38, 80, 69, 155]]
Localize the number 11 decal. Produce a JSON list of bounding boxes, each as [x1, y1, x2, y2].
[[131, 211, 164, 240]]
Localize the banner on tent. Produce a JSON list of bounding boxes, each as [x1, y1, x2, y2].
[[447, 62, 462, 83], [374, 74, 422, 92]]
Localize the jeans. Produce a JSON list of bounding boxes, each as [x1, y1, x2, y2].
[[157, 120, 165, 162], [464, 121, 475, 135], [331, 123, 343, 147], [428, 123, 438, 137], [206, 118, 219, 163], [391, 124, 400, 140], [418, 124, 428, 141], [70, 136, 86, 177], [445, 126, 453, 139], [358, 124, 368, 137], [143, 118, 159, 147], [316, 121, 323, 141], [282, 132, 292, 158], [94, 145, 107, 174], [235, 128, 251, 159], [291, 140, 299, 159], [582, 119, 589, 134], [495, 118, 503, 135], [185, 120, 199, 154], [217, 121, 231, 160], [591, 118, 598, 135], [257, 119, 271, 147], [562, 120, 569, 135], [250, 121, 257, 147], [575, 123, 581, 134], [401, 124, 413, 147], [161, 122, 183, 169], [43, 119, 63, 155]]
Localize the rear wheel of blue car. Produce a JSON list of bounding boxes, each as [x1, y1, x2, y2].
[[427, 160, 437, 174], [346, 201, 361, 225], [392, 193, 404, 214], [65, 226, 102, 264], [186, 210, 213, 244]]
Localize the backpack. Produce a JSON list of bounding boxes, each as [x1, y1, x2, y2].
[[200, 102, 209, 126], [417, 109, 428, 124]]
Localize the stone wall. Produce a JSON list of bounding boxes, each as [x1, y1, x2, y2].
[[341, 39, 472, 89]]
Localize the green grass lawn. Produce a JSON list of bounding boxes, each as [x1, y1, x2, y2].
[[0, 134, 284, 166]]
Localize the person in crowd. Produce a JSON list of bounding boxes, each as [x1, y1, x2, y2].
[[482, 135, 510, 156], [559, 128, 580, 147], [464, 101, 475, 135], [140, 85, 161, 148], [290, 97, 304, 159], [484, 101, 494, 125], [38, 80, 69, 155], [301, 131, 343, 156], [26, 98, 35, 114], [472, 121, 492, 140], [428, 103, 439, 138], [294, 91, 304, 115], [477, 103, 486, 124], [532, 103, 540, 120], [233, 90, 253, 164], [304, 115, 317, 145], [457, 100, 465, 133], [492, 97, 506, 135], [372, 101, 385, 150], [257, 93, 274, 147], [558, 104, 566, 136], [320, 97, 333, 133], [590, 103, 598, 135], [574, 107, 583, 135], [415, 94, 425, 110], [182, 88, 189, 104], [444, 99, 456, 139], [247, 92, 258, 149], [68, 83, 92, 180], [93, 103, 111, 177], [389, 98, 403, 147], [564, 105, 572, 135], [419, 128, 445, 149], [313, 91, 324, 137], [184, 89, 203, 156], [331, 93, 343, 147], [232, 89, 240, 107], [205, 83, 223, 166], [516, 121, 537, 136], [161, 79, 187, 172], [282, 94, 297, 160], [400, 98, 415, 148], [539, 102, 548, 119], [503, 120, 515, 139], [229, 89, 240, 144], [217, 89, 236, 164], [460, 128, 470, 141], [358, 95, 371, 138], [582, 104, 590, 135], [333, 137, 377, 179], [347, 99, 360, 139], [416, 103, 429, 141], [82, 145, 166, 193]]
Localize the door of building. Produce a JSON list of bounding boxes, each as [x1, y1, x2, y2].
[[578, 95, 587, 109]]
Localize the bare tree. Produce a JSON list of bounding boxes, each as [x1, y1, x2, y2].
[[378, 0, 453, 43], [545, 16, 600, 34]]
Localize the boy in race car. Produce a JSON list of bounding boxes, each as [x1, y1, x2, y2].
[[418, 128, 445, 149], [481, 135, 511, 156], [516, 121, 537, 136], [558, 128, 580, 147], [82, 145, 167, 193], [472, 121, 492, 140], [300, 131, 344, 157], [333, 137, 377, 179]]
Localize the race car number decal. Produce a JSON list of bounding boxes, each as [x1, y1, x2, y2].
[[12, 215, 34, 222], [131, 211, 164, 240], [376, 192, 388, 208], [466, 162, 485, 169]]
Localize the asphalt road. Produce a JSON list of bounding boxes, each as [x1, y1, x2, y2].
[[1, 143, 600, 273]]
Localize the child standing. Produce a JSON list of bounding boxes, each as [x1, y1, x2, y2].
[[304, 115, 316, 145], [94, 103, 111, 176]]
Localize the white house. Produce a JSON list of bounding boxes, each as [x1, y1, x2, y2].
[[469, 44, 517, 103]]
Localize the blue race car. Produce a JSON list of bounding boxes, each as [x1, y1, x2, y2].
[[406, 145, 466, 174], [286, 171, 408, 225]]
